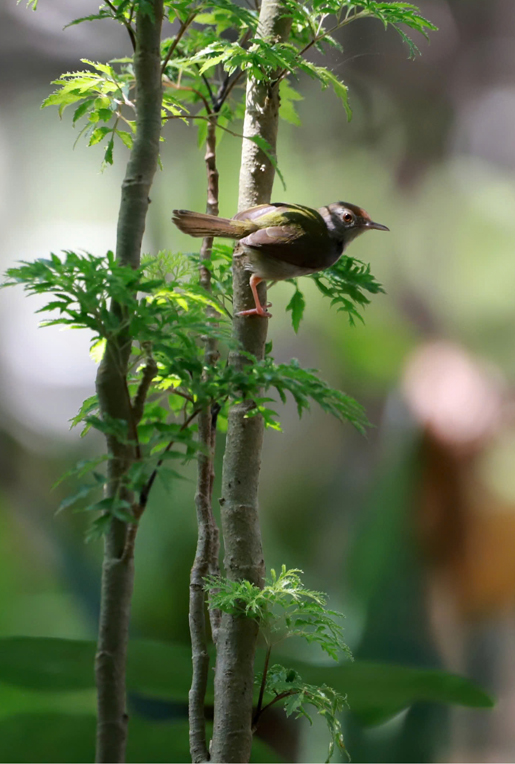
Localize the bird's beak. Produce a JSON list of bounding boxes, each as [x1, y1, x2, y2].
[[366, 220, 390, 231]]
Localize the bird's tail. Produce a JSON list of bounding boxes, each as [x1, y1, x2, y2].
[[172, 209, 252, 239]]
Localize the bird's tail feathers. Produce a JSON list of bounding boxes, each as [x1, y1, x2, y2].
[[172, 210, 251, 239]]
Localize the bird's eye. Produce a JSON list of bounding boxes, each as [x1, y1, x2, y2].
[[342, 211, 354, 223]]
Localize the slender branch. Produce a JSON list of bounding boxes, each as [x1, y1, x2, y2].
[[160, 14, 197, 77], [94, 4, 164, 761], [105, 0, 136, 51], [253, 644, 272, 725], [199, 68, 217, 110], [128, 1, 135, 28], [214, 70, 245, 112], [254, 689, 297, 724], [214, 28, 252, 111], [121, 406, 202, 567], [189, 114, 222, 763], [211, 0, 292, 760], [124, 380, 142, 463], [139, 406, 202, 510], [132, 355, 158, 424], [164, 78, 212, 115], [171, 389, 195, 404], [165, 38, 218, 111]]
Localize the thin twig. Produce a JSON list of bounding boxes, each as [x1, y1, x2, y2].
[[132, 355, 158, 423], [255, 690, 297, 724], [164, 79, 212, 115], [214, 70, 245, 112], [139, 406, 202, 509], [213, 27, 253, 111], [198, 68, 217, 109], [105, 0, 136, 51], [172, 389, 195, 404], [253, 644, 272, 725], [160, 14, 197, 77]]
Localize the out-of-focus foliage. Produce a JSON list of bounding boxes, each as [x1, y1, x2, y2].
[[0, 636, 493, 762]]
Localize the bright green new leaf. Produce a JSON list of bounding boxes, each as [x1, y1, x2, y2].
[[286, 285, 306, 333]]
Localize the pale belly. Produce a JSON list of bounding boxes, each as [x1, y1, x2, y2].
[[238, 247, 320, 281]]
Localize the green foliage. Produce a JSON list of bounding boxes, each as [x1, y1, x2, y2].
[[42, 60, 139, 166], [258, 664, 348, 763], [286, 284, 305, 333], [206, 566, 351, 659], [0, 637, 494, 713], [3, 249, 367, 536], [233, 357, 368, 432], [3, 251, 224, 531], [0, 714, 277, 764], [313, 255, 385, 324], [40, 0, 435, 172], [283, 256, 385, 332], [285, 0, 436, 58], [0, 635, 494, 760], [208, 568, 352, 759], [279, 81, 303, 126]]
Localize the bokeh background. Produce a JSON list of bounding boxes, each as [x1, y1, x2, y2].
[[1, 0, 515, 761]]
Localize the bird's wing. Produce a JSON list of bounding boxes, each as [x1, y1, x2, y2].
[[235, 204, 333, 269], [240, 224, 333, 270], [233, 202, 292, 223]]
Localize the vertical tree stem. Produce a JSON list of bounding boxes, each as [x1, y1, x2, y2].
[[189, 115, 222, 763], [94, 3, 163, 762], [211, 2, 292, 761]]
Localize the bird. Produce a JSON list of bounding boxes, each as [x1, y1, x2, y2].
[[172, 201, 388, 318]]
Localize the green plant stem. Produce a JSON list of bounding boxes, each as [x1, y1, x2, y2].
[[210, 0, 292, 760], [255, 689, 297, 722], [189, 114, 222, 764], [94, 3, 163, 762], [254, 644, 272, 725]]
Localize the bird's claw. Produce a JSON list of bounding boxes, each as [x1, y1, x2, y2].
[[236, 307, 272, 318]]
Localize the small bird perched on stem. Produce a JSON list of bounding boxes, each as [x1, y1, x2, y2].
[[172, 202, 388, 318]]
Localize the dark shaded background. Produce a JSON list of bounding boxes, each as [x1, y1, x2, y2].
[[1, 1, 515, 761]]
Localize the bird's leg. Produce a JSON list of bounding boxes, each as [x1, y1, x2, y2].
[[236, 274, 272, 318]]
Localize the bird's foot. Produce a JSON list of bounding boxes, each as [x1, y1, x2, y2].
[[236, 306, 272, 318]]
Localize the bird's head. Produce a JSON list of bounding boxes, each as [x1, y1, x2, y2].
[[319, 201, 389, 246]]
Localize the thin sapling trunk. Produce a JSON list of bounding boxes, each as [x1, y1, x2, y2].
[[211, 2, 292, 760], [189, 115, 222, 763], [95, 2, 164, 761]]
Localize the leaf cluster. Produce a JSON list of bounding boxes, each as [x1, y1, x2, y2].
[[226, 356, 368, 432], [205, 567, 352, 760], [313, 254, 385, 324], [3, 250, 367, 534], [40, 0, 435, 171], [42, 60, 138, 167], [205, 566, 352, 661], [258, 664, 348, 763], [285, 0, 436, 57]]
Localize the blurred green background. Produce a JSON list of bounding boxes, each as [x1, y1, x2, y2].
[[1, 0, 515, 761]]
